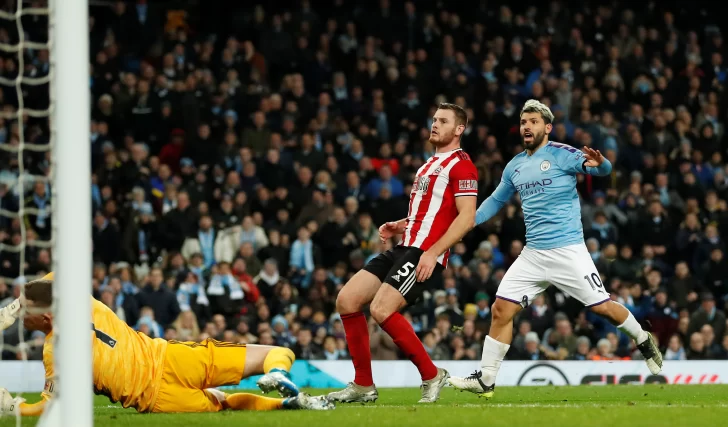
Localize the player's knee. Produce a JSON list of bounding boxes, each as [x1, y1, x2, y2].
[[589, 300, 611, 316], [491, 299, 517, 324], [336, 285, 361, 315], [369, 299, 391, 324]]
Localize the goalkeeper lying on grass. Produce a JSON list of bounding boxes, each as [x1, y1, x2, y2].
[[0, 273, 334, 415]]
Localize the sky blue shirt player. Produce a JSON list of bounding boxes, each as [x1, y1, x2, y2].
[[475, 103, 612, 249], [447, 100, 662, 399]]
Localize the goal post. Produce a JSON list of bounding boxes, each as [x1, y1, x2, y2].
[[51, 0, 93, 425]]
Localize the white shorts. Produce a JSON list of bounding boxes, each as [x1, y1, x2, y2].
[[495, 243, 610, 308]]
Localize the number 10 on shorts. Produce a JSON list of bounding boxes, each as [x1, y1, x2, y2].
[[584, 273, 605, 294]]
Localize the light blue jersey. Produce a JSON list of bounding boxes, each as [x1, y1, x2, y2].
[[476, 141, 612, 250]]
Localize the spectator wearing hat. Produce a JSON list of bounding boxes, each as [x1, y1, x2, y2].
[[178, 157, 196, 185], [585, 210, 619, 247], [688, 292, 726, 339], [271, 314, 295, 348], [472, 291, 492, 333]]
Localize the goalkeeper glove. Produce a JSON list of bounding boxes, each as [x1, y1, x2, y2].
[[0, 298, 23, 331], [0, 388, 25, 416]]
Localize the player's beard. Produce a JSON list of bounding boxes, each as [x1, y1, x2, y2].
[[429, 129, 454, 147], [523, 130, 547, 151]]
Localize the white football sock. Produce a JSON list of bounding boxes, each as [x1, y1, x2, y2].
[[617, 310, 649, 344], [480, 335, 510, 386]]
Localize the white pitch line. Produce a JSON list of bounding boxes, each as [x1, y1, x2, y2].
[[345, 403, 728, 409]]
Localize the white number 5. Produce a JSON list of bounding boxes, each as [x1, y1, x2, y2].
[[397, 262, 415, 277]]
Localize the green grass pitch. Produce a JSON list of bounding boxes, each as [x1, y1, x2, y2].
[[3, 385, 727, 427]]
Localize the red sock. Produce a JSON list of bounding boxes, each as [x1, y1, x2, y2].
[[341, 312, 373, 387], [379, 312, 438, 381]]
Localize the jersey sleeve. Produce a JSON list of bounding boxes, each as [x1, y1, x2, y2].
[[550, 142, 587, 175], [20, 338, 55, 416], [449, 159, 479, 197], [41, 337, 56, 401]]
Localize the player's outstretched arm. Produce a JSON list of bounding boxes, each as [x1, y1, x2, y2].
[[0, 387, 48, 416], [415, 196, 476, 282], [552, 143, 612, 176], [18, 397, 48, 416], [581, 147, 612, 176]]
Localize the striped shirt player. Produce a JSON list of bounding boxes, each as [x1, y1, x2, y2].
[[399, 148, 479, 267], [367, 148, 478, 298], [330, 103, 478, 405]]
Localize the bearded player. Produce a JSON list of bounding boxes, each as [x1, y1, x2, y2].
[[0, 273, 334, 415], [447, 99, 662, 398], [328, 103, 478, 404]]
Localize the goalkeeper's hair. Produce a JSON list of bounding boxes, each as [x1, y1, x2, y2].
[[25, 279, 53, 307]]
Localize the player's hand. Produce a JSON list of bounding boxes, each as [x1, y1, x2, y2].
[[582, 147, 604, 167], [0, 298, 22, 331], [0, 388, 24, 415], [378, 222, 401, 243], [415, 250, 438, 282]]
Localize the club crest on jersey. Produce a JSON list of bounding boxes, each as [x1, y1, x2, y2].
[[458, 180, 478, 190], [415, 176, 431, 194], [540, 160, 551, 171]]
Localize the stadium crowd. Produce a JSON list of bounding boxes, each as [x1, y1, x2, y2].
[[1, 0, 728, 363]]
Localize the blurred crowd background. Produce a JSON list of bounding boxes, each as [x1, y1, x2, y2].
[[1, 0, 728, 363]]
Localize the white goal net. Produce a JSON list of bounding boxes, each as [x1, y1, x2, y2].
[[0, 0, 92, 426]]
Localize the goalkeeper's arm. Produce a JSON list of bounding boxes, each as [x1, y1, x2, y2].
[[19, 395, 49, 416], [0, 297, 23, 331], [0, 388, 49, 416]]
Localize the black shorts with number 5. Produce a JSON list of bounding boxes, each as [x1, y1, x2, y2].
[[363, 246, 445, 304]]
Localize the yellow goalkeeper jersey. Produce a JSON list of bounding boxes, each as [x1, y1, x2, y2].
[[37, 299, 168, 413]]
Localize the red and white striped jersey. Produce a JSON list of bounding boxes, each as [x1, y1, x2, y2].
[[401, 148, 478, 267]]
